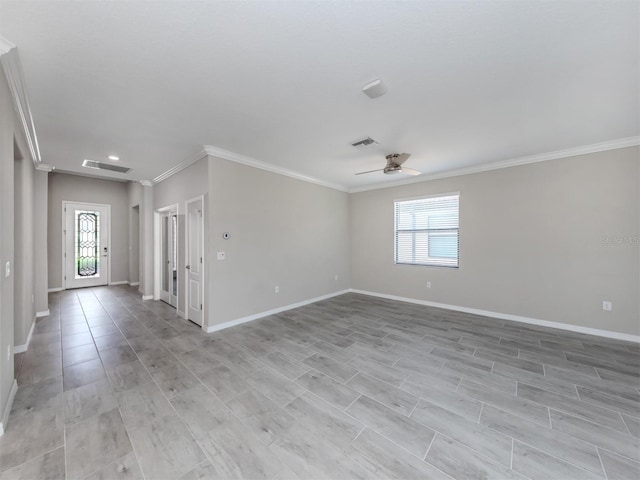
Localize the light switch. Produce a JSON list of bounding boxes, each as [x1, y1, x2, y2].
[[217, 252, 226, 260], [5, 261, 10, 278]]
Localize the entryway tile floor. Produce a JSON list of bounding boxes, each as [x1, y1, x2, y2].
[[0, 286, 638, 479]]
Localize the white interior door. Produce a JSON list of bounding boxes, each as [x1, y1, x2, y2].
[[64, 202, 110, 289], [159, 211, 177, 307], [186, 198, 203, 326]]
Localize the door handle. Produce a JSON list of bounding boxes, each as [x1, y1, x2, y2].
[[185, 265, 190, 270]]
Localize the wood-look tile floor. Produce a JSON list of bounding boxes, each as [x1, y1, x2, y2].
[[1, 286, 638, 479]]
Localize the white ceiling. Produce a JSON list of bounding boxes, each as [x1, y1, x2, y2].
[[1, 1, 638, 190]]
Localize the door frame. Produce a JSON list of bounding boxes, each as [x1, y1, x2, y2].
[[62, 201, 112, 289], [154, 203, 179, 305], [185, 195, 205, 328]]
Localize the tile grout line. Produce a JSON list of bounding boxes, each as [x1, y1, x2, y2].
[[91, 288, 150, 480]]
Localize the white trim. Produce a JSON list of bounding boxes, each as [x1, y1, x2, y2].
[[204, 145, 348, 192], [205, 289, 350, 333], [0, 36, 16, 55], [142, 294, 154, 301], [0, 43, 42, 166], [0, 380, 18, 437], [147, 137, 638, 194], [47, 287, 63, 293], [153, 148, 208, 184], [185, 195, 204, 327], [139, 180, 153, 187], [351, 289, 640, 343], [35, 163, 54, 172], [63, 201, 111, 289], [177, 310, 186, 318], [14, 317, 36, 354], [108, 280, 128, 286], [154, 204, 179, 303], [36, 309, 50, 318], [349, 137, 640, 193], [128, 281, 139, 287]]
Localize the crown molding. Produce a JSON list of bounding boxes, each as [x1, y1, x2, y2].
[[35, 163, 54, 172], [0, 39, 42, 167], [349, 136, 640, 193], [139, 180, 153, 187], [152, 148, 208, 184], [204, 145, 348, 192], [0, 37, 15, 55]]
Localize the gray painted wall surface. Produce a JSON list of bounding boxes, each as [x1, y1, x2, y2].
[[48, 173, 129, 289], [0, 68, 15, 430], [207, 157, 351, 327], [34, 171, 48, 313], [350, 146, 639, 336], [13, 136, 35, 347], [127, 181, 143, 286], [153, 157, 208, 314]]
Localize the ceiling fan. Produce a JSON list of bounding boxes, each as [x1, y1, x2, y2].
[[355, 153, 421, 176]]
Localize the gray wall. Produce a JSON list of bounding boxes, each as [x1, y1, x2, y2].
[[127, 181, 143, 286], [48, 173, 129, 289], [0, 62, 15, 430], [153, 157, 208, 314], [13, 134, 35, 347], [33, 171, 48, 313], [350, 146, 639, 336], [207, 157, 351, 327]]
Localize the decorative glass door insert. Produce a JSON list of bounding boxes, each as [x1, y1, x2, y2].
[[75, 210, 100, 278]]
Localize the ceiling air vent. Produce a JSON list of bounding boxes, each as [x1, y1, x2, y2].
[[351, 137, 378, 147], [82, 160, 131, 173]]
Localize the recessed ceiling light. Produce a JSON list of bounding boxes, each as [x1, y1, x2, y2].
[[107, 155, 120, 161]]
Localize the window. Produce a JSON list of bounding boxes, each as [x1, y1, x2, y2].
[[394, 193, 459, 267]]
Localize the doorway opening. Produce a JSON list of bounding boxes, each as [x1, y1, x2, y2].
[[155, 205, 178, 308]]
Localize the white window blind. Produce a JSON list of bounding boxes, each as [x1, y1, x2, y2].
[[394, 194, 459, 267]]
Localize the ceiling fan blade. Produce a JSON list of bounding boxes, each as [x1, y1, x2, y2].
[[402, 167, 421, 176], [396, 153, 411, 166], [355, 169, 383, 175]]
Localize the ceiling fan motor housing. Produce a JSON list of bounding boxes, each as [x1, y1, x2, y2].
[[384, 164, 402, 174]]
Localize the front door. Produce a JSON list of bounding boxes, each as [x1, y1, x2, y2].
[[186, 198, 203, 326], [64, 202, 110, 289]]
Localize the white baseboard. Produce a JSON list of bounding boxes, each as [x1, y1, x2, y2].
[[109, 281, 128, 286], [177, 310, 186, 319], [141, 294, 154, 301], [128, 281, 139, 286], [0, 380, 18, 436], [13, 317, 36, 354], [36, 309, 50, 318], [351, 289, 640, 343], [47, 287, 63, 293], [205, 289, 350, 334]]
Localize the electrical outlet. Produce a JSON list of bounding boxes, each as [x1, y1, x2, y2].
[[602, 301, 612, 312], [217, 252, 225, 260], [275, 286, 280, 294], [426, 281, 432, 288]]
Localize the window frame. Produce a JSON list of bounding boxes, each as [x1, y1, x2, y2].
[[393, 192, 460, 268]]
